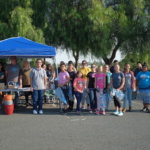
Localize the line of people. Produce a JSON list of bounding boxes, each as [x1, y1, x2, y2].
[[0, 57, 55, 115], [0, 57, 150, 116], [57, 60, 150, 116]]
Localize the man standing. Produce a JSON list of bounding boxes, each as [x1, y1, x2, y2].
[[133, 62, 142, 100], [134, 62, 142, 77], [110, 60, 119, 73], [5, 56, 22, 108], [30, 59, 47, 115]]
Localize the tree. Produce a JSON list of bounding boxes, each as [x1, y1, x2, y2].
[[0, 0, 45, 42], [45, 0, 93, 68], [0, 0, 45, 64], [89, 0, 150, 65], [44, 0, 150, 67]]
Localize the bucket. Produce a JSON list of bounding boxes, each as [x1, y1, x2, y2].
[[3, 100, 13, 105], [4, 104, 14, 115], [4, 95, 13, 101]]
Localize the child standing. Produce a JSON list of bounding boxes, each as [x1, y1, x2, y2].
[[58, 63, 70, 113], [73, 71, 85, 115], [94, 66, 106, 115]]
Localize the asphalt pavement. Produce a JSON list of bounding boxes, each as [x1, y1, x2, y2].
[[0, 99, 150, 150]]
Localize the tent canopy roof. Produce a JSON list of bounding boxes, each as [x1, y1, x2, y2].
[[0, 37, 56, 58]]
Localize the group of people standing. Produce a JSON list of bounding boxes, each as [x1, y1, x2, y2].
[[0, 57, 150, 116], [0, 57, 55, 114], [58, 60, 150, 116]]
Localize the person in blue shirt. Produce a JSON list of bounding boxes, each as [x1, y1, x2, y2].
[[136, 63, 150, 113]]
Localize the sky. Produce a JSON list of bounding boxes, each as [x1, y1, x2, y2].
[[47, 49, 123, 65]]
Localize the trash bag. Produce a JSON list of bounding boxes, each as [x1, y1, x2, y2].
[[110, 88, 116, 97], [55, 87, 67, 104], [110, 89, 124, 101], [115, 90, 124, 101]]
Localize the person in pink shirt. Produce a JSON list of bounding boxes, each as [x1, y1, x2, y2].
[[73, 71, 85, 115], [58, 63, 70, 113], [94, 66, 106, 115]]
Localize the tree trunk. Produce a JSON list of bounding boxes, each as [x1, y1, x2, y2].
[[72, 50, 79, 70], [102, 42, 122, 66]]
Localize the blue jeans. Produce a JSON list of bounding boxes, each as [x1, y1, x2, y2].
[[123, 88, 132, 108], [105, 89, 112, 109], [32, 90, 44, 110], [61, 86, 69, 105], [81, 88, 90, 105], [88, 88, 97, 110], [74, 91, 82, 111]]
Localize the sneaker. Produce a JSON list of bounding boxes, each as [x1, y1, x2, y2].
[[122, 108, 126, 113], [62, 109, 67, 114], [102, 111, 106, 115], [76, 111, 81, 115], [113, 111, 119, 115], [117, 112, 123, 116], [89, 110, 93, 113], [96, 111, 100, 115], [87, 106, 90, 110], [39, 110, 43, 115], [67, 107, 72, 112], [146, 108, 150, 113], [129, 107, 132, 112], [81, 105, 85, 110], [141, 107, 146, 112], [33, 110, 38, 115]]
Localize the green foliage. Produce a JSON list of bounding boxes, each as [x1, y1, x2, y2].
[[0, 0, 45, 65], [10, 6, 44, 43], [44, 0, 150, 65], [0, 0, 45, 42], [120, 51, 150, 70]]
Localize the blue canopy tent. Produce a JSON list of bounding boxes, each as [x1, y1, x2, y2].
[[0, 37, 56, 58]]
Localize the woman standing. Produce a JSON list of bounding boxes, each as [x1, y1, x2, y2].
[[22, 61, 32, 107], [42, 64, 48, 103], [110, 64, 125, 116], [67, 61, 76, 111], [103, 65, 112, 110], [136, 63, 150, 113], [46, 64, 55, 88], [87, 64, 97, 112], [58, 63, 70, 113], [78, 60, 91, 110], [123, 63, 135, 112], [95, 66, 106, 115]]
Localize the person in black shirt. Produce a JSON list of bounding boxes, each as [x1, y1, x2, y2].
[[134, 62, 142, 77], [67, 61, 76, 111], [87, 64, 97, 112], [110, 60, 119, 73]]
